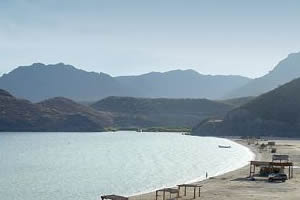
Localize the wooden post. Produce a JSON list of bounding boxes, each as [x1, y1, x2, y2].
[[155, 191, 158, 200], [193, 187, 196, 199], [163, 190, 165, 200], [292, 165, 294, 178], [199, 187, 201, 197], [184, 186, 186, 196]]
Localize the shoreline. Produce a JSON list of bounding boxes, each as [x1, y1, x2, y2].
[[130, 139, 300, 200], [129, 138, 257, 199]]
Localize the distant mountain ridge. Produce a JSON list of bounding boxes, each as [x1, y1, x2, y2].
[[2, 52, 299, 102], [115, 69, 250, 99], [0, 63, 128, 102], [227, 52, 300, 98], [0, 63, 251, 102]]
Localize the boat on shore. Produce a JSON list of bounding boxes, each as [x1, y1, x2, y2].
[[218, 145, 232, 148]]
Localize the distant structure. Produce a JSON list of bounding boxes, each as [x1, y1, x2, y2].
[[178, 184, 202, 199]]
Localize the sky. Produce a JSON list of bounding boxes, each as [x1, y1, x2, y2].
[[0, 0, 300, 78]]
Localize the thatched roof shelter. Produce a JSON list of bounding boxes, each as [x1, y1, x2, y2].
[[178, 184, 202, 199]]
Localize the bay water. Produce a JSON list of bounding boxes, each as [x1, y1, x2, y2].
[[0, 131, 254, 200]]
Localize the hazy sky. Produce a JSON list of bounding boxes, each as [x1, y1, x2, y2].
[[1, 0, 300, 78]]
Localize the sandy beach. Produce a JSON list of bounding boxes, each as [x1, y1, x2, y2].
[[130, 139, 300, 200]]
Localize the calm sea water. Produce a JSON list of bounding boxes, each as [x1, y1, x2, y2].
[[0, 131, 254, 200]]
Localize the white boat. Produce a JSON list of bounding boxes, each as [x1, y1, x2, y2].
[[218, 145, 231, 148]]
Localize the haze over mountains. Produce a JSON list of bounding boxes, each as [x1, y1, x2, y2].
[[1, 52, 300, 102]]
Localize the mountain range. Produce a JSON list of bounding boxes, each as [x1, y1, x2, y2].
[[0, 63, 250, 102], [1, 52, 300, 102], [115, 70, 250, 100], [1, 51, 300, 135]]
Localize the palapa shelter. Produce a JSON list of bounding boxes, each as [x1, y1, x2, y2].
[[178, 184, 202, 199], [249, 160, 294, 179], [155, 188, 179, 200]]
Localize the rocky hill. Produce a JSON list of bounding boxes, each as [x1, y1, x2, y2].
[[193, 77, 300, 137], [0, 89, 112, 132], [38, 97, 113, 127], [92, 96, 234, 128]]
